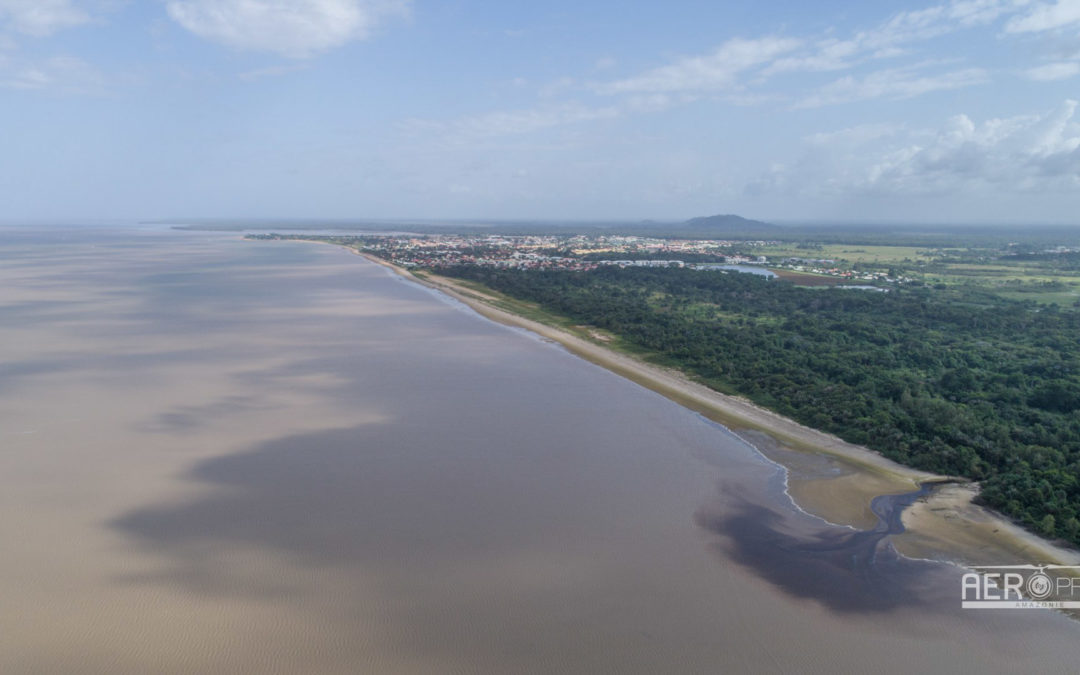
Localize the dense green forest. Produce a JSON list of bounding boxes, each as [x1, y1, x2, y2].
[[443, 265, 1080, 546]]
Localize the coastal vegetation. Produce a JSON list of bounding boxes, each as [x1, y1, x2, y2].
[[440, 265, 1080, 546]]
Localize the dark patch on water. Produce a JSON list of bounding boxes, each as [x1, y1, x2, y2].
[[140, 395, 270, 434], [696, 481, 953, 613]]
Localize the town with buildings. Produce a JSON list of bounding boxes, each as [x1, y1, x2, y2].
[[248, 233, 906, 285]]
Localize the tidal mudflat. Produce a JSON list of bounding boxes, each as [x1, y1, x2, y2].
[[1, 226, 1077, 673]]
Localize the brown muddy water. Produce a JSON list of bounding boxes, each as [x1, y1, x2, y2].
[[0, 225, 1077, 673]]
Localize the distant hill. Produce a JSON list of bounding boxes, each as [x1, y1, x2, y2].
[[681, 214, 780, 237], [168, 215, 1080, 246], [166, 215, 783, 240]]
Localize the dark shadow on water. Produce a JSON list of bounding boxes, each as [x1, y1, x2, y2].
[[138, 394, 271, 434], [113, 410, 955, 618], [695, 481, 950, 613], [109, 419, 608, 587]]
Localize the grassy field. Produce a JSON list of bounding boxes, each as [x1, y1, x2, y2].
[[994, 289, 1080, 305], [937, 264, 1073, 281], [755, 244, 936, 264], [752, 241, 1080, 305]]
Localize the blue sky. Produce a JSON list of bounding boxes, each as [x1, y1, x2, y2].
[[1, 0, 1079, 224]]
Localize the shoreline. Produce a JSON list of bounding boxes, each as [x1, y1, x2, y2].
[[348, 247, 1078, 568]]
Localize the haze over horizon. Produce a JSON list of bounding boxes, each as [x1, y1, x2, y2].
[[3, 0, 1080, 224]]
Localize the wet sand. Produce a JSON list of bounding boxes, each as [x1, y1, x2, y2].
[[2, 227, 1079, 673]]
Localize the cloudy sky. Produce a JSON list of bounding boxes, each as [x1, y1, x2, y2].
[[2, 0, 1080, 223]]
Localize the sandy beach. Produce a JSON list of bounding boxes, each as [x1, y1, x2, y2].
[[354, 249, 1080, 569]]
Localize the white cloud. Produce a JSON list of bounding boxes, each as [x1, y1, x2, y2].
[[595, 0, 1022, 107], [876, 0, 1019, 36], [1006, 0, 1080, 32], [860, 4, 954, 49], [797, 64, 988, 108], [865, 103, 1080, 191], [0, 0, 89, 36], [751, 100, 1080, 198], [538, 76, 576, 99], [766, 0, 1018, 77], [594, 56, 617, 71], [947, 0, 1023, 25], [405, 103, 620, 141], [460, 104, 619, 137], [1024, 60, 1080, 79], [598, 36, 802, 94], [763, 38, 861, 75], [165, 0, 410, 58], [0, 55, 103, 92], [238, 62, 309, 80], [832, 1, 1011, 54], [805, 123, 905, 147], [720, 91, 785, 106]]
